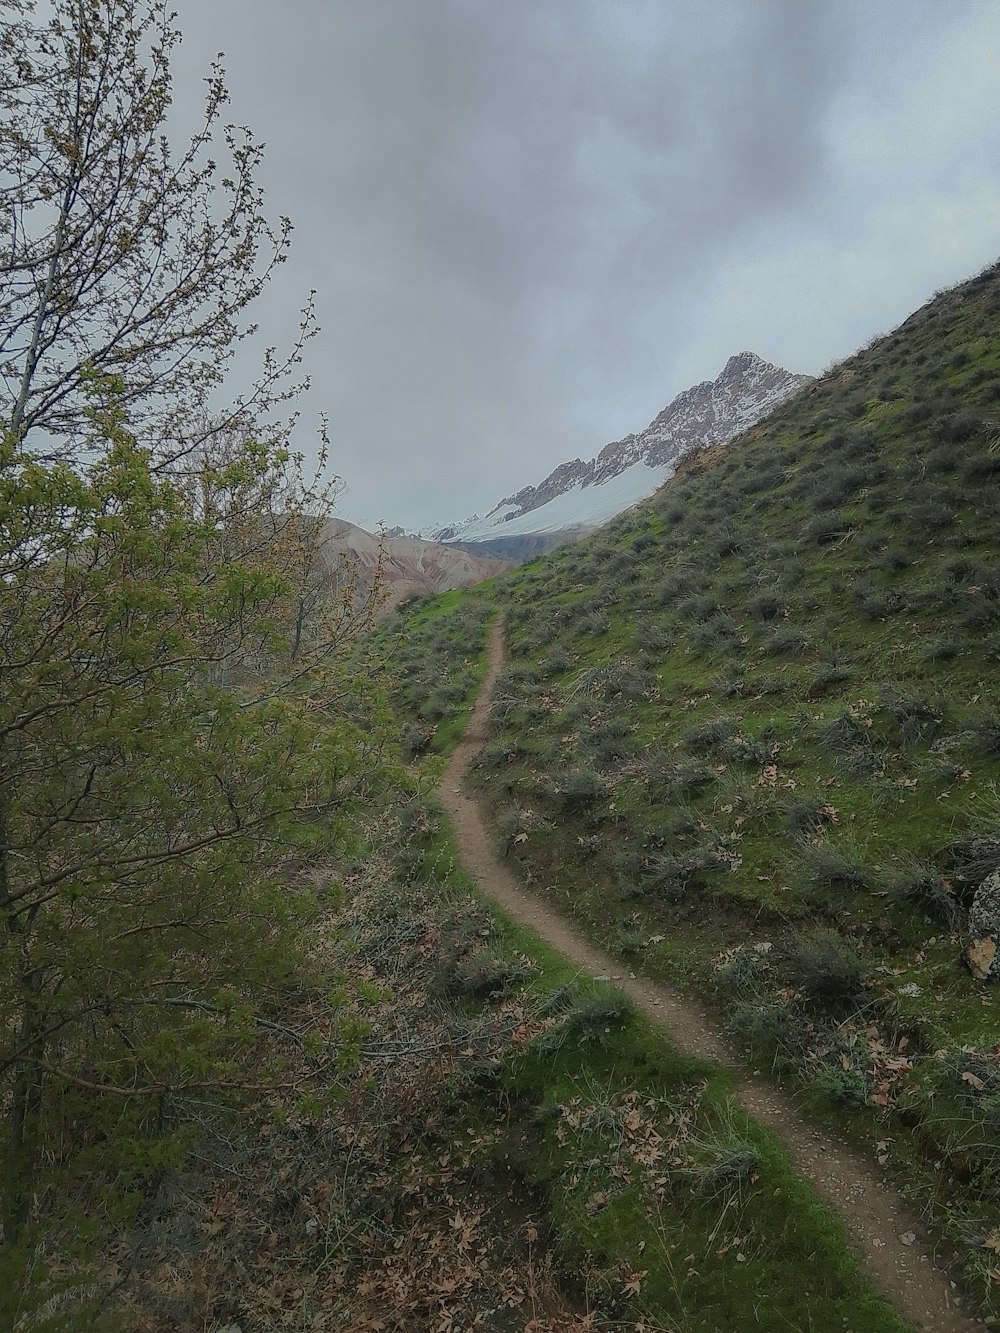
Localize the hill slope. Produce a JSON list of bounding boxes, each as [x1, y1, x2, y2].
[[320, 518, 510, 610], [402, 261, 1000, 1315]]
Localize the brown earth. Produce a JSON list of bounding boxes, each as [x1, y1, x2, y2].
[[321, 518, 512, 614], [439, 618, 984, 1333]]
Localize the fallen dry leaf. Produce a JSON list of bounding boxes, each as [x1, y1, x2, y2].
[[622, 1269, 647, 1298], [966, 937, 997, 982]]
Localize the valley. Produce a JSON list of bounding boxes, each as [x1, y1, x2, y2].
[[6, 6, 1000, 1328], [378, 259, 1000, 1327]]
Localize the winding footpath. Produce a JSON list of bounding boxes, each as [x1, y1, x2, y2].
[[439, 618, 981, 1333]]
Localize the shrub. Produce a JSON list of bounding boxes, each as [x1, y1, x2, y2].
[[423, 685, 465, 721], [475, 737, 522, 769], [901, 400, 934, 427], [962, 569, 1000, 627], [715, 944, 772, 993], [804, 665, 852, 698], [669, 762, 717, 799], [945, 831, 1000, 886], [721, 732, 771, 767], [805, 511, 851, 545], [540, 648, 574, 677], [821, 713, 872, 758], [682, 716, 735, 754], [678, 592, 721, 622], [536, 988, 634, 1053], [761, 625, 809, 657], [577, 610, 611, 637], [572, 660, 655, 702], [748, 591, 784, 623], [690, 612, 742, 651], [928, 412, 981, 444], [618, 856, 685, 902], [783, 798, 838, 840], [714, 668, 747, 698], [612, 922, 648, 955], [807, 846, 871, 891], [813, 467, 868, 508], [726, 998, 807, 1069], [925, 442, 962, 474], [548, 767, 608, 815], [633, 619, 675, 654], [877, 686, 944, 746], [708, 532, 744, 559], [841, 426, 879, 458], [400, 722, 434, 758], [785, 928, 867, 1008], [628, 749, 679, 799], [910, 498, 958, 531], [439, 947, 531, 1000], [920, 639, 960, 662], [685, 1133, 761, 1198], [852, 582, 908, 619], [751, 672, 792, 699], [972, 715, 1000, 758], [581, 724, 635, 770], [874, 546, 917, 573], [810, 1062, 871, 1108], [889, 863, 963, 929], [964, 451, 1000, 482]]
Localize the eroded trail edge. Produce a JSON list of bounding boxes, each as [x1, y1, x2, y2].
[[439, 618, 979, 1333]]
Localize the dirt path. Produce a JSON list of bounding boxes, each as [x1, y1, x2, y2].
[[439, 619, 981, 1333]]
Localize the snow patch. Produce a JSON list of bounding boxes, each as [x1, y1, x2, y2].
[[445, 460, 675, 541]]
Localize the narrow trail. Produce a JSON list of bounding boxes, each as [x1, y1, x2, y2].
[[439, 618, 981, 1333]]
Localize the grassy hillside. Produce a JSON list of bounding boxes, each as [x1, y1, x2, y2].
[[110, 612, 912, 1331], [364, 614, 912, 1332], [372, 584, 496, 758], [405, 262, 1000, 1312]]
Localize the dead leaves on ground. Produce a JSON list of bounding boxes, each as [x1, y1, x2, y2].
[[114, 822, 589, 1331]]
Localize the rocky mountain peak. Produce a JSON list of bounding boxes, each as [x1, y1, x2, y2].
[[721, 350, 766, 375], [417, 352, 812, 547]]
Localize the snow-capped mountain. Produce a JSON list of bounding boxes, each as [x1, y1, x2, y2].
[[420, 352, 811, 546]]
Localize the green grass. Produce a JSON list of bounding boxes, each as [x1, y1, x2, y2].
[[387, 260, 1000, 1316], [367, 584, 495, 758], [413, 804, 913, 1332]]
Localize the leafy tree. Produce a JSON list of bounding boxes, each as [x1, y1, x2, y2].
[[0, 4, 388, 1318], [0, 383, 385, 1322]]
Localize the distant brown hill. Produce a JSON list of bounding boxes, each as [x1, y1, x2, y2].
[[321, 519, 511, 612]]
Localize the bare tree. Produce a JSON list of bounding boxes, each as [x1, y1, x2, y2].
[[0, 0, 310, 458]]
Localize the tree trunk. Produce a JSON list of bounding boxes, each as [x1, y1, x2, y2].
[[0, 800, 45, 1250], [2, 985, 44, 1249]]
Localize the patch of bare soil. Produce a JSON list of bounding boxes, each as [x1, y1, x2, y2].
[[439, 619, 983, 1333]]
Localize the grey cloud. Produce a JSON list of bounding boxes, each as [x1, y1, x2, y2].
[[171, 1, 1000, 528]]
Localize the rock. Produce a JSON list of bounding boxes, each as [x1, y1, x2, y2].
[[965, 870, 1000, 981]]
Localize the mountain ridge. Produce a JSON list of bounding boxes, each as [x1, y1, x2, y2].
[[419, 351, 811, 546]]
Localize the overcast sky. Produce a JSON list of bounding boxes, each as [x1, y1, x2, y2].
[[172, 1, 1000, 532]]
